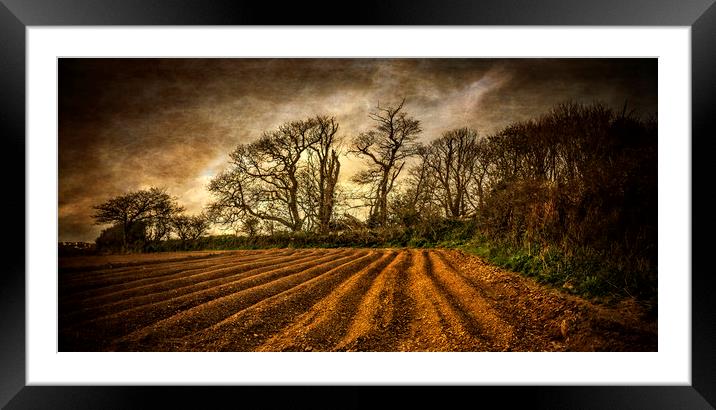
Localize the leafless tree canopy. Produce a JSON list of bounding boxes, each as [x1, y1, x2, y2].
[[424, 127, 481, 218], [172, 213, 210, 244], [208, 116, 343, 233], [303, 116, 342, 233], [350, 98, 422, 227], [92, 187, 183, 251]]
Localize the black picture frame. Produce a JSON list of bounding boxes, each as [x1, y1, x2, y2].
[[1, 0, 712, 408]]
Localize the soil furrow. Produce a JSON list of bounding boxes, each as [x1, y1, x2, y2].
[[58, 250, 264, 273], [61, 249, 311, 308], [60, 249, 272, 281], [333, 250, 414, 351], [435, 249, 657, 351], [59, 250, 354, 351], [60, 249, 294, 295], [430, 249, 550, 351], [425, 251, 514, 350], [108, 250, 374, 351], [57, 248, 658, 352], [257, 250, 400, 351], [60, 249, 329, 323], [176, 250, 385, 352], [396, 250, 480, 351]]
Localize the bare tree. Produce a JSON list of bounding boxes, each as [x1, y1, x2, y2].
[[172, 213, 211, 248], [424, 128, 480, 218], [209, 116, 344, 234], [143, 216, 173, 251], [208, 119, 318, 232], [242, 216, 261, 237], [391, 144, 435, 225], [307, 116, 341, 233], [92, 187, 183, 252], [350, 99, 422, 226], [464, 137, 493, 212]]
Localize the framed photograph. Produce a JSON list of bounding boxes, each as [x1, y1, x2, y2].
[[3, 0, 712, 408]]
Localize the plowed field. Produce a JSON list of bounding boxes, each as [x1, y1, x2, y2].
[[59, 248, 657, 351]]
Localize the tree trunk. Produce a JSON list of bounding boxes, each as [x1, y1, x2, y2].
[[378, 178, 389, 226], [122, 220, 128, 253]]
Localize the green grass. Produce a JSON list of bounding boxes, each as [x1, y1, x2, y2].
[[458, 238, 656, 307]]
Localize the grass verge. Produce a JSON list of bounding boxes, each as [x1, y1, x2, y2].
[[455, 238, 656, 312]]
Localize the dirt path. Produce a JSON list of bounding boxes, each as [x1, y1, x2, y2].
[[59, 248, 657, 352]]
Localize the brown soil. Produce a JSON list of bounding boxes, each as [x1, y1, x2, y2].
[[59, 249, 245, 271], [58, 248, 657, 352]]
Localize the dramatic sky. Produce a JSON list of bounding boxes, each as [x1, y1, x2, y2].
[[59, 58, 657, 242]]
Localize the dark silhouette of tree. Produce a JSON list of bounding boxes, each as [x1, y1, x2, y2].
[[172, 213, 211, 248], [467, 138, 493, 212], [350, 99, 422, 227], [95, 222, 147, 253], [209, 117, 343, 234], [308, 116, 341, 233], [92, 187, 183, 252], [424, 127, 481, 218], [144, 210, 176, 251], [208, 119, 316, 232], [391, 144, 438, 227], [242, 216, 261, 237]]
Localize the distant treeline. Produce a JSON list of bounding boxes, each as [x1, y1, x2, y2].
[[87, 100, 656, 302], [58, 241, 96, 257]]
